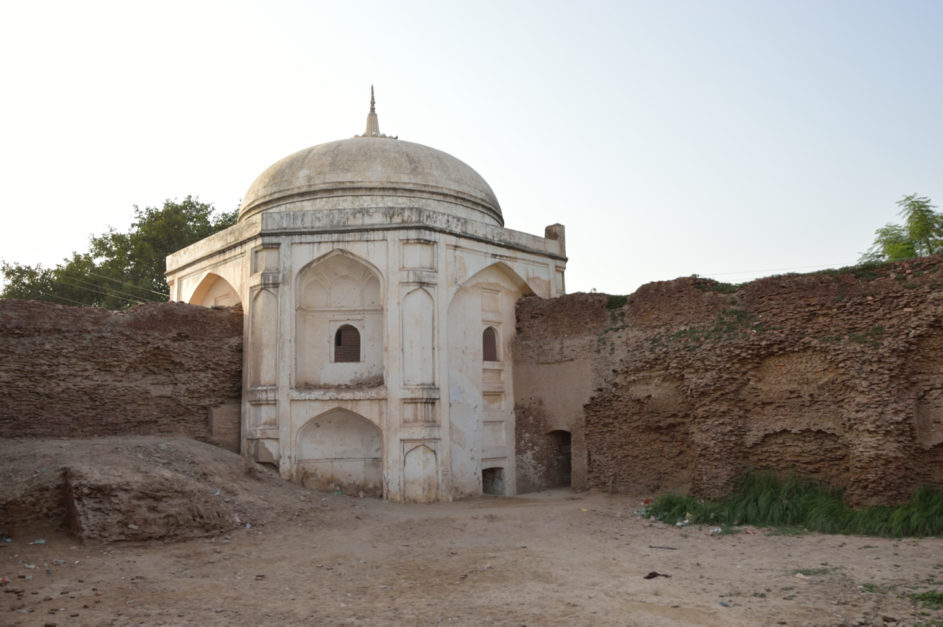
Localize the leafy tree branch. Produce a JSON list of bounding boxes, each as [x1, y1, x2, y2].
[[1, 196, 237, 309]]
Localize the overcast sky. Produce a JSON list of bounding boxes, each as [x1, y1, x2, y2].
[[1, 0, 941, 295]]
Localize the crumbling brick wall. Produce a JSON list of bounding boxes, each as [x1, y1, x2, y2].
[[0, 300, 242, 444], [514, 256, 943, 506]]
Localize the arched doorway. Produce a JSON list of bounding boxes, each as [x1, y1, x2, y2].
[[547, 430, 572, 488], [296, 408, 382, 496]]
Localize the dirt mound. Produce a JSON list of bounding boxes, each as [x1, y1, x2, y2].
[[0, 437, 292, 542]]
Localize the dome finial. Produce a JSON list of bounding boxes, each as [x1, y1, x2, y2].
[[363, 85, 380, 137], [357, 86, 395, 139]]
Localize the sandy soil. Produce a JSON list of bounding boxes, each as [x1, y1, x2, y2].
[[3, 439, 943, 625]]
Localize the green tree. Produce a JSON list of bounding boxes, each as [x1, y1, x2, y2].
[[1, 196, 237, 309], [861, 194, 943, 263]]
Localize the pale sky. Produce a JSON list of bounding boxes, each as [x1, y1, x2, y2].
[[1, 0, 941, 295]]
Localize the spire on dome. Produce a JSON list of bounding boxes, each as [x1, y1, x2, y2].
[[364, 85, 380, 136], [358, 85, 396, 139]]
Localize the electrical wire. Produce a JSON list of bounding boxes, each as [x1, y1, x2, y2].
[[53, 278, 148, 306], [83, 270, 169, 298], [60, 274, 162, 304]]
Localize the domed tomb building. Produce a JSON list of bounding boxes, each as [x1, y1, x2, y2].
[[165, 92, 567, 502]]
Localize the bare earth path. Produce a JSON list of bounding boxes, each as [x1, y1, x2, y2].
[[4, 488, 943, 625]]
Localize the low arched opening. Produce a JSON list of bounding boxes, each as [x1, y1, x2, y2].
[[547, 430, 572, 488]]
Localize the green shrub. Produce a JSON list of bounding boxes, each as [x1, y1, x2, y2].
[[645, 472, 943, 538], [606, 295, 628, 309]]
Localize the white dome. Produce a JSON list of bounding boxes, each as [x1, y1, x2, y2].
[[239, 136, 503, 226]]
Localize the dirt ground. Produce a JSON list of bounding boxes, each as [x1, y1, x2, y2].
[[3, 440, 943, 626]]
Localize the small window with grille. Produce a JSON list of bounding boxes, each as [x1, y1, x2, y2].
[[482, 326, 498, 362], [334, 324, 361, 362]]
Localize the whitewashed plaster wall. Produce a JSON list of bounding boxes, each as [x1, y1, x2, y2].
[[446, 263, 527, 497], [166, 208, 566, 502]]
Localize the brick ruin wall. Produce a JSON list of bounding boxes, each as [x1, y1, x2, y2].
[[514, 256, 943, 506], [0, 301, 242, 445]]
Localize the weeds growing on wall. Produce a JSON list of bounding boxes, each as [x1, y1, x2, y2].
[[606, 295, 628, 309], [645, 472, 943, 538]]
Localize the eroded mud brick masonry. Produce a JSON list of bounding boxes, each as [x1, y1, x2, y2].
[[514, 256, 943, 506]]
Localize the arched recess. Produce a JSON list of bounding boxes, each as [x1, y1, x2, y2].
[[403, 444, 438, 503], [296, 408, 382, 496], [190, 273, 241, 308], [402, 287, 434, 385], [482, 467, 505, 495], [482, 326, 498, 362], [295, 251, 383, 388], [447, 262, 534, 498]]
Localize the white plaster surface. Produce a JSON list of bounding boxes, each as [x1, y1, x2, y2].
[[166, 129, 566, 502]]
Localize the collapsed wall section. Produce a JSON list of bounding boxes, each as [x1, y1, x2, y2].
[[0, 300, 242, 444], [514, 256, 943, 506]]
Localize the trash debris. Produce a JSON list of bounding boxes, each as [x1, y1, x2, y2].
[[710, 527, 723, 534], [643, 571, 671, 579], [719, 600, 730, 607], [245, 523, 251, 529], [648, 545, 678, 550], [30, 539, 46, 545], [126, 524, 138, 530]]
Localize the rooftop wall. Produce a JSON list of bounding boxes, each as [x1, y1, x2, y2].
[[0, 301, 242, 443], [514, 256, 943, 506]]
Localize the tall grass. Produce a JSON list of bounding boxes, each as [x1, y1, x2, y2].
[[646, 472, 943, 538]]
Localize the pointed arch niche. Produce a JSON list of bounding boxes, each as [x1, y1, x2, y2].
[[295, 252, 383, 388], [296, 408, 382, 496], [447, 262, 533, 498], [189, 273, 241, 308], [403, 444, 438, 502]]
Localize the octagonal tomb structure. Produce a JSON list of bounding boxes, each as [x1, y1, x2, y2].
[[165, 92, 567, 502]]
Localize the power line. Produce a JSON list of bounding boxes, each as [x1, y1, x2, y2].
[[84, 270, 169, 298], [54, 278, 147, 306], [64, 274, 162, 304]]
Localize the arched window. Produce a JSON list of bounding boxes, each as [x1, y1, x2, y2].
[[482, 326, 498, 362], [334, 325, 361, 362]]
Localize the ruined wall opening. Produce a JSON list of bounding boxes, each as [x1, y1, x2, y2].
[[482, 467, 504, 495], [547, 429, 572, 488]]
